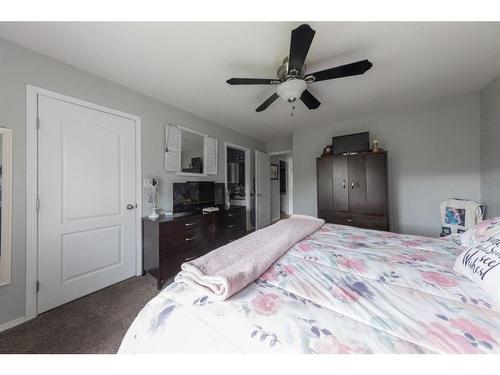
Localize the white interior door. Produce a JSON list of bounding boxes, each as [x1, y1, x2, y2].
[[255, 150, 271, 229], [37, 95, 137, 314]]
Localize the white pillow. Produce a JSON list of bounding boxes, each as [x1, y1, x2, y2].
[[459, 217, 500, 247], [453, 234, 500, 308]]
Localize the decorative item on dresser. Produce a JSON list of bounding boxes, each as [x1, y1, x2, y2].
[[317, 151, 389, 231], [321, 145, 333, 157], [142, 206, 247, 289]]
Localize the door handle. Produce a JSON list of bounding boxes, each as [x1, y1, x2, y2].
[[126, 204, 135, 210], [351, 182, 355, 189], [342, 179, 346, 189]]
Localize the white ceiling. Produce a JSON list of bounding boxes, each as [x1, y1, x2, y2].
[[1, 22, 500, 141]]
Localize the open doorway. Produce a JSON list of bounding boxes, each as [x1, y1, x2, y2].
[[224, 143, 251, 231], [270, 152, 293, 223]]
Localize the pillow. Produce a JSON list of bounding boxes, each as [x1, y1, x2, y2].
[[453, 234, 500, 307], [459, 217, 500, 247]]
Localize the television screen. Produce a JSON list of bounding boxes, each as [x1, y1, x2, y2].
[[173, 182, 214, 213], [332, 132, 369, 155]]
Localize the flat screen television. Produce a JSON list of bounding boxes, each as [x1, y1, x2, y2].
[[332, 132, 370, 155], [173, 181, 215, 213]]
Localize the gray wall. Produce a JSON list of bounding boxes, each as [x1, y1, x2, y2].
[[266, 134, 292, 153], [293, 93, 481, 237], [480, 76, 500, 218], [0, 38, 264, 326]]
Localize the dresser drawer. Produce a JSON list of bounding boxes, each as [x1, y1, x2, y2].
[[215, 210, 245, 245], [220, 218, 245, 233], [163, 248, 199, 279], [222, 214, 245, 229], [331, 213, 388, 231], [318, 209, 334, 223], [160, 226, 209, 256], [218, 208, 245, 222], [159, 214, 212, 235], [215, 229, 246, 248]]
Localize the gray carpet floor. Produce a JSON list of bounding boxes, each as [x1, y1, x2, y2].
[[0, 274, 160, 354]]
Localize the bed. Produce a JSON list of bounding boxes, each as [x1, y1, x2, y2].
[[119, 223, 500, 353]]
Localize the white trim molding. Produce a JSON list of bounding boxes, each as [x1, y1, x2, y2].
[[269, 151, 294, 216], [269, 149, 292, 156], [25, 85, 142, 321], [0, 316, 26, 333], [0, 127, 13, 287], [224, 142, 251, 231]]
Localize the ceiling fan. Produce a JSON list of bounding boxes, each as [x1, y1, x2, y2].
[[226, 24, 373, 112]]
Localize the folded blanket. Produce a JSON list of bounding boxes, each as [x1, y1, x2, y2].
[[175, 214, 325, 300]]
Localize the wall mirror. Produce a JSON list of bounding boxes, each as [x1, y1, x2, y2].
[[180, 127, 205, 175], [165, 124, 218, 176], [0, 127, 13, 286]]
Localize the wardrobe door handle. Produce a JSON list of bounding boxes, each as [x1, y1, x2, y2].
[[351, 181, 355, 189], [342, 180, 346, 189]]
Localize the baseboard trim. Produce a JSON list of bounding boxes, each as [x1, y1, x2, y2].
[[0, 316, 26, 333]]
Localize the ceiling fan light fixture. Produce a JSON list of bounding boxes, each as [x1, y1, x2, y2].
[[276, 79, 307, 103]]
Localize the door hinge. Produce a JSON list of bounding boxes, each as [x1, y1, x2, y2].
[[36, 117, 40, 129], [36, 281, 40, 293], [36, 198, 40, 212]]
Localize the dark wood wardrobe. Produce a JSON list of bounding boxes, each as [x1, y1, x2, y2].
[[317, 151, 389, 231]]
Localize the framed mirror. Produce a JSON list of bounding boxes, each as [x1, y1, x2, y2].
[[165, 124, 217, 175], [178, 126, 206, 176], [0, 127, 13, 286]]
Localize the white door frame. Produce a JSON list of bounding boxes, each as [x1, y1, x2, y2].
[[224, 142, 251, 231], [269, 150, 293, 215], [25, 85, 142, 320], [254, 150, 271, 229]]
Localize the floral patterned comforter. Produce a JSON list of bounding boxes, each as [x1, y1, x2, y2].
[[119, 224, 500, 354]]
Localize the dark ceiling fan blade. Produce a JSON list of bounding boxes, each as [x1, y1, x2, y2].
[[256, 93, 279, 112], [227, 78, 280, 85], [306, 59, 373, 83], [300, 90, 321, 110], [288, 24, 316, 76]]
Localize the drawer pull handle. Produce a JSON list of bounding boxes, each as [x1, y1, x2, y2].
[[228, 213, 235, 217], [346, 218, 352, 222], [342, 179, 346, 189], [351, 181, 355, 189], [185, 222, 196, 227], [228, 224, 236, 228], [185, 236, 197, 241], [185, 256, 197, 262]]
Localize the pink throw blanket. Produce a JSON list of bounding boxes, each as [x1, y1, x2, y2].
[[175, 214, 325, 300]]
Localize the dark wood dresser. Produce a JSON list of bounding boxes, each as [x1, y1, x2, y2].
[[142, 206, 247, 289], [317, 151, 389, 231]]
